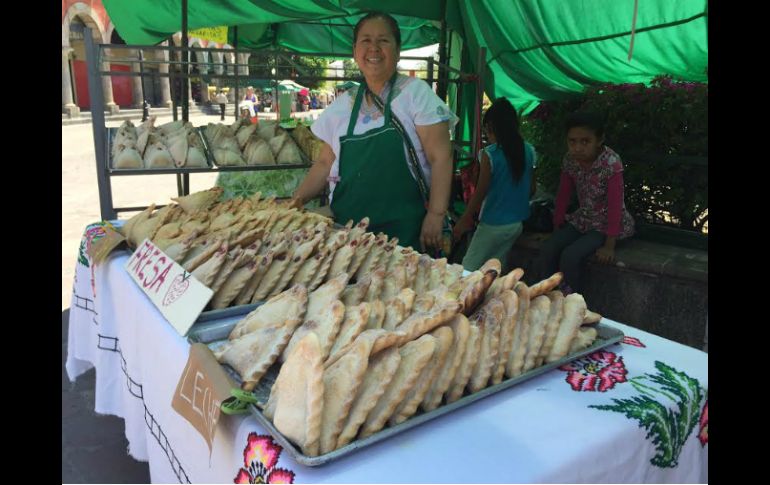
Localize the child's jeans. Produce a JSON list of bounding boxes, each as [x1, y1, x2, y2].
[[534, 223, 605, 292]]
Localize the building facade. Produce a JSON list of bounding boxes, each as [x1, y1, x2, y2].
[[62, 0, 250, 116]]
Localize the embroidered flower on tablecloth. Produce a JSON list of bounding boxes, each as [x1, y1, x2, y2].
[[78, 222, 112, 268], [622, 336, 646, 347], [698, 399, 708, 446], [77, 221, 114, 298], [559, 350, 628, 392], [234, 433, 295, 484]]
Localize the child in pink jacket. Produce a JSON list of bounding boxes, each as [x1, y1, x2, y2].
[[533, 112, 635, 294]]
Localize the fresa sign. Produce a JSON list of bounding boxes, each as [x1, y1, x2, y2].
[[125, 239, 213, 335]]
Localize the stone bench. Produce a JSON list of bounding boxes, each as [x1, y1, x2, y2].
[[508, 230, 708, 350]]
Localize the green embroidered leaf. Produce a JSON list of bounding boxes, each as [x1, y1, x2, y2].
[[591, 395, 678, 467], [590, 361, 705, 468], [647, 362, 704, 464], [77, 241, 90, 268]]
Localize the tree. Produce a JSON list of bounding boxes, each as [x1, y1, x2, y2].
[[246, 52, 329, 89], [343, 59, 360, 79]]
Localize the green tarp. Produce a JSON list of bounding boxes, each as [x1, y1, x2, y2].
[[335, 80, 360, 90], [103, 0, 708, 122], [101, 0, 441, 54], [452, 0, 708, 114]]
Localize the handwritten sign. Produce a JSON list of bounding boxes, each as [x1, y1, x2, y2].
[[124, 239, 213, 335], [172, 343, 235, 454], [189, 26, 228, 44]]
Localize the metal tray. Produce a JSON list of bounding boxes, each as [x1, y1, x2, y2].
[[106, 126, 215, 173], [188, 319, 624, 466], [195, 302, 261, 324], [199, 126, 312, 169]]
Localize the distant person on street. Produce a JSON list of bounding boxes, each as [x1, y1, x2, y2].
[[141, 99, 150, 122], [239, 101, 259, 125], [215, 90, 228, 121], [244, 86, 258, 104]]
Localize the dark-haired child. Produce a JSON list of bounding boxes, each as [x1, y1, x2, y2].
[[453, 98, 536, 271], [534, 112, 635, 294]]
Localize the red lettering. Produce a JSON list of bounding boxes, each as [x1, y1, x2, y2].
[[138, 248, 160, 281], [143, 258, 159, 288], [130, 242, 153, 273], [149, 260, 173, 293], [135, 241, 153, 268], [138, 255, 152, 280]]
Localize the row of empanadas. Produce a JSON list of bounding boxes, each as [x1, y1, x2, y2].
[[204, 120, 305, 166], [112, 118, 207, 169], [235, 266, 604, 456]]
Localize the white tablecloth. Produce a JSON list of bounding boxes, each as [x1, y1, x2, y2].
[[66, 223, 708, 483]]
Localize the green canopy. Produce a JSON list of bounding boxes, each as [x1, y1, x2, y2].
[[451, 0, 708, 114], [278, 79, 308, 91], [103, 0, 708, 129], [335, 80, 360, 90], [102, 0, 441, 54]]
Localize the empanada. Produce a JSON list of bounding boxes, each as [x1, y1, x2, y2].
[[263, 332, 324, 457]]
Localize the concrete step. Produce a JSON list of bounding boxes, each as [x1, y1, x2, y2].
[[61, 104, 216, 126]]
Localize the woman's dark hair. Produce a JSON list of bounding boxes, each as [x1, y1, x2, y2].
[[565, 111, 606, 138], [354, 11, 402, 48], [483, 98, 526, 184]]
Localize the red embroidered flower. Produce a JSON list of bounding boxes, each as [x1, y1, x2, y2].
[[234, 433, 295, 484], [622, 336, 646, 347], [559, 351, 628, 392], [698, 400, 708, 446]]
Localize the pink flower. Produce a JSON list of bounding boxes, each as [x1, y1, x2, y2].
[[559, 351, 628, 392], [622, 336, 646, 347], [698, 400, 708, 446], [234, 433, 295, 484]]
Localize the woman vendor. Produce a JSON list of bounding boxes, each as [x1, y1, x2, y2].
[[290, 11, 457, 252]]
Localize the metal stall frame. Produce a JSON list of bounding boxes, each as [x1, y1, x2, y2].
[[84, 29, 482, 221]]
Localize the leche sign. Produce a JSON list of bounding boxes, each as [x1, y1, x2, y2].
[[171, 343, 235, 454], [125, 239, 213, 335]]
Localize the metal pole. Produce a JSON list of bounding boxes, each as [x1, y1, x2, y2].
[[454, 72, 463, 143], [85, 28, 116, 220], [181, 0, 189, 122], [234, 26, 240, 121], [437, 19, 448, 100], [472, 47, 486, 158], [274, 51, 279, 120], [169, 37, 179, 122], [180, 0, 190, 196], [139, 50, 149, 121]]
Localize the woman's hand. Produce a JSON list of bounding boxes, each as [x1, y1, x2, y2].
[[595, 246, 615, 264], [452, 214, 474, 242], [291, 142, 335, 208], [420, 211, 444, 252], [286, 197, 305, 210]]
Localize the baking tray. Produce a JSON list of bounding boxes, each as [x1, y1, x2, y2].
[[106, 126, 214, 173], [188, 319, 624, 466], [195, 302, 261, 324]]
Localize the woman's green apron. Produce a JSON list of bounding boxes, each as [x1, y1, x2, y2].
[[330, 77, 426, 249]]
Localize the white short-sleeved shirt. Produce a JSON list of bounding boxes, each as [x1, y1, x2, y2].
[[311, 74, 459, 202]]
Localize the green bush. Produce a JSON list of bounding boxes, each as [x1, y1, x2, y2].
[[520, 76, 708, 233]]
